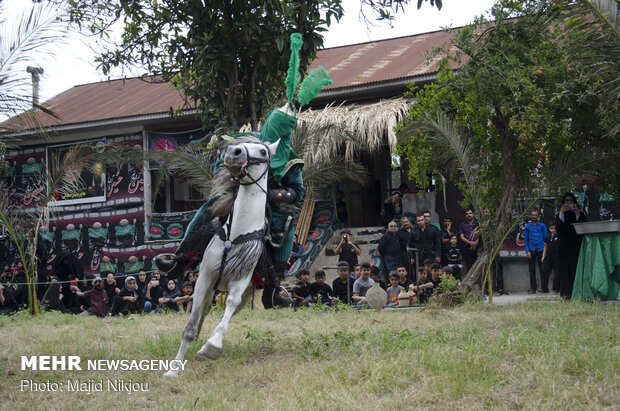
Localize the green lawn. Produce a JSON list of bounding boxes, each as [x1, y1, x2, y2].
[[1, 300, 618, 410]]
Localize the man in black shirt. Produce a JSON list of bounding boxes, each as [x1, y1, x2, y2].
[[410, 215, 441, 264], [334, 229, 361, 274]]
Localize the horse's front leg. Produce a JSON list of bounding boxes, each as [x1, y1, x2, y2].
[[163, 261, 216, 379], [199, 278, 250, 360]]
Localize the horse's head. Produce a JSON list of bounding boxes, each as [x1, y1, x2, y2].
[[223, 138, 279, 183]]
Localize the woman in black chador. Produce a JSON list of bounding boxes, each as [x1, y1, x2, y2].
[[556, 192, 586, 299]]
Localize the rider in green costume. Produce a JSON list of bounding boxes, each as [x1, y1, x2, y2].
[[155, 33, 332, 307]]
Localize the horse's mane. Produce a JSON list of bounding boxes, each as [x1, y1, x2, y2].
[[209, 135, 262, 218]]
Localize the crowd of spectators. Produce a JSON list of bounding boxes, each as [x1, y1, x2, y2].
[[333, 191, 587, 299], [0, 193, 589, 315], [286, 257, 457, 309], [0, 264, 197, 317]]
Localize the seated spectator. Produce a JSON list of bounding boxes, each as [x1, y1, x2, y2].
[[310, 270, 337, 305], [160, 279, 182, 312], [0, 264, 11, 283], [441, 265, 454, 279], [385, 271, 404, 306], [370, 266, 387, 290], [62, 273, 80, 312], [41, 277, 68, 313], [11, 264, 27, 307], [0, 282, 18, 315], [352, 262, 375, 307], [396, 265, 410, 290], [181, 269, 198, 288], [174, 281, 194, 313], [75, 273, 96, 313], [423, 259, 433, 276], [411, 267, 433, 304], [332, 261, 353, 304], [353, 264, 361, 280], [135, 270, 148, 294], [103, 273, 120, 312], [110, 276, 140, 316], [429, 263, 442, 289], [291, 269, 312, 308], [143, 271, 164, 314], [71, 278, 107, 317]]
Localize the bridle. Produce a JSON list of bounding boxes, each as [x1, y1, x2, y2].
[[229, 143, 271, 196], [215, 141, 272, 293]]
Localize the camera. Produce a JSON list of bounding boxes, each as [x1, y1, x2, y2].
[[343, 235, 349, 243], [152, 280, 159, 286]]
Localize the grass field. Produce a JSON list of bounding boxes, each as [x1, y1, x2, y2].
[[1, 300, 619, 410]]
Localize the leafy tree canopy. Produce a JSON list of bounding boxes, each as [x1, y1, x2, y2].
[[397, 0, 619, 226], [59, 0, 441, 131]]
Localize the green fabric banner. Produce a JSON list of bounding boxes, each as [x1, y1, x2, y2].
[[573, 232, 620, 301], [88, 227, 108, 239]]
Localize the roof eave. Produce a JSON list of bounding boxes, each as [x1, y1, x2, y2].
[[0, 108, 200, 139], [310, 72, 440, 105]]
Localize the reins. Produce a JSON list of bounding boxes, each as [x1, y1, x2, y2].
[[230, 144, 270, 196]]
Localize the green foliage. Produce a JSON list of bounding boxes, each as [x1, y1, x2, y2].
[[397, 0, 620, 212], [63, 0, 345, 130], [436, 274, 459, 294]]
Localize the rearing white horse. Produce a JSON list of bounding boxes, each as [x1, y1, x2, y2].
[[164, 137, 279, 378]]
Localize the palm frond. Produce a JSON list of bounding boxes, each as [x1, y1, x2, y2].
[[297, 98, 410, 161], [0, 1, 69, 120], [404, 112, 481, 210], [558, 0, 620, 138], [146, 144, 215, 196]]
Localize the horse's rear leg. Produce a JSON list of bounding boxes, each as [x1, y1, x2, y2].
[[163, 272, 215, 379], [199, 279, 250, 360]]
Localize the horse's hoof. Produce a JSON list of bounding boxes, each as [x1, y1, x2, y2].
[[163, 370, 179, 379], [198, 342, 221, 360]]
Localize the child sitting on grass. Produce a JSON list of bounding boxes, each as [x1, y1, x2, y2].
[[292, 269, 312, 308], [397, 265, 410, 290], [411, 267, 434, 304], [370, 266, 387, 290], [385, 271, 404, 306], [352, 262, 375, 307], [174, 281, 194, 313], [310, 270, 337, 305], [429, 263, 442, 289], [441, 265, 454, 279]]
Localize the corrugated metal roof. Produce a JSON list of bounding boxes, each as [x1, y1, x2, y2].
[[309, 29, 456, 90], [1, 29, 458, 133]]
